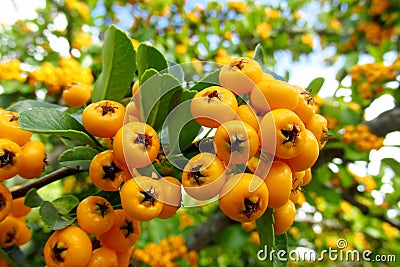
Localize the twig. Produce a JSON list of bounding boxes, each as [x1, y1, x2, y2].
[[366, 105, 400, 137], [11, 167, 81, 199], [186, 209, 236, 252], [340, 189, 400, 229]]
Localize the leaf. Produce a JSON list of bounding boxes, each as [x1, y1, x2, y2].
[[137, 42, 168, 80], [343, 145, 370, 162], [307, 77, 325, 96], [94, 190, 122, 206], [189, 69, 220, 92], [139, 70, 183, 132], [51, 195, 80, 215], [219, 225, 247, 249], [0, 247, 18, 267], [274, 234, 288, 267], [7, 99, 66, 113], [367, 45, 383, 62], [39, 201, 75, 230], [167, 90, 202, 157], [256, 208, 275, 267], [168, 60, 185, 83], [335, 67, 347, 83], [337, 165, 354, 188], [253, 44, 285, 81], [58, 146, 99, 171], [381, 158, 400, 177], [19, 107, 97, 147], [343, 53, 359, 71], [24, 188, 44, 208], [0, 93, 20, 109], [92, 25, 136, 102]]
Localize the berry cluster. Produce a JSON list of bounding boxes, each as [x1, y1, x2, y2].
[[28, 58, 93, 99], [0, 183, 32, 252], [350, 61, 398, 99], [0, 55, 329, 267], [134, 235, 199, 267], [0, 108, 47, 255], [341, 124, 384, 151], [0, 108, 47, 181]]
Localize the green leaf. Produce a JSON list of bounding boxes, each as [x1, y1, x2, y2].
[[256, 208, 275, 267], [139, 70, 183, 132], [343, 145, 370, 162], [7, 99, 65, 113], [335, 67, 347, 83], [189, 69, 220, 92], [253, 44, 285, 81], [58, 146, 99, 171], [219, 225, 247, 250], [343, 53, 359, 71], [168, 60, 185, 83], [167, 90, 202, 157], [24, 188, 44, 208], [51, 195, 80, 215], [0, 93, 21, 109], [39, 201, 75, 230], [92, 25, 136, 102], [19, 107, 98, 147], [137, 42, 168, 80], [338, 165, 354, 188], [307, 77, 325, 96], [0, 247, 18, 267], [367, 45, 383, 62], [274, 234, 288, 267], [381, 158, 400, 177]]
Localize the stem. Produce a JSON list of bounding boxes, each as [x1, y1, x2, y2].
[[11, 167, 81, 199]]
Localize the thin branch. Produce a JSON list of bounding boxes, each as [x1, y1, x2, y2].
[[366, 105, 400, 137], [186, 209, 236, 252], [340, 189, 400, 229], [11, 167, 81, 199], [314, 148, 344, 168]]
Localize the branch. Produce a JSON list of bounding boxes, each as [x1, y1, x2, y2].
[[314, 147, 344, 168], [186, 209, 236, 252], [366, 105, 400, 137], [340, 189, 400, 230], [11, 167, 81, 199]]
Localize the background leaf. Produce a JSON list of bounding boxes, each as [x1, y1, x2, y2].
[[307, 77, 325, 96], [253, 44, 285, 81], [137, 42, 168, 80], [19, 107, 98, 147], [92, 25, 136, 102], [58, 146, 99, 171], [189, 69, 220, 92]]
